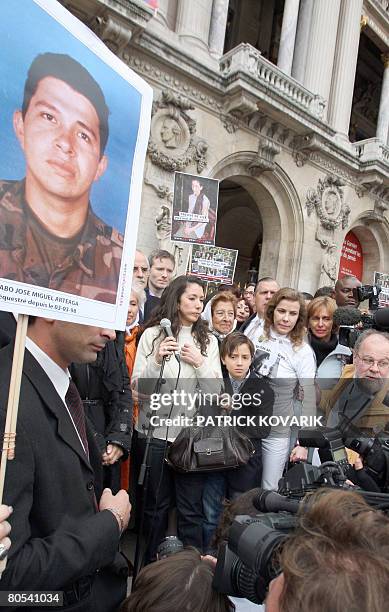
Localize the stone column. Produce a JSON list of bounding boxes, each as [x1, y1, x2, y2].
[[277, 0, 300, 75], [377, 54, 389, 144], [176, 0, 213, 51], [303, 0, 341, 110], [327, 0, 363, 138], [291, 0, 313, 83], [208, 0, 229, 57]]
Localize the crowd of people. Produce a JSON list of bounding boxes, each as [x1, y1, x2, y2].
[[1, 251, 389, 611]]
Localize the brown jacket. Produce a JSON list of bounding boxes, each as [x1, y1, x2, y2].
[[321, 364, 389, 433], [0, 180, 123, 304]]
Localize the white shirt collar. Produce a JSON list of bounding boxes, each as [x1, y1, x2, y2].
[[25, 337, 69, 404], [269, 327, 292, 344]]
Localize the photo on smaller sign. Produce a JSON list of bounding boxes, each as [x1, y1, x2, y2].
[[171, 172, 219, 245], [374, 271, 389, 307], [189, 244, 238, 284]]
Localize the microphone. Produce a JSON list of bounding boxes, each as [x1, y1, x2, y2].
[[333, 306, 362, 327], [160, 318, 180, 362], [253, 489, 300, 514], [374, 307, 389, 331]]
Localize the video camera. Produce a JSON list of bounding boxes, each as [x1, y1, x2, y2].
[[354, 284, 381, 311], [334, 304, 389, 349], [213, 428, 389, 603], [212, 495, 298, 604]]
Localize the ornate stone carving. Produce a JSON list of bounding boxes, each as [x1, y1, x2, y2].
[[306, 175, 350, 248], [147, 90, 208, 173], [292, 133, 327, 167], [319, 244, 338, 286], [247, 136, 281, 175], [91, 15, 134, 54]]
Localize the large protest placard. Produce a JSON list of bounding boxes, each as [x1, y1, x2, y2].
[[374, 271, 389, 307], [189, 244, 238, 284], [171, 172, 219, 245], [0, 0, 152, 330]]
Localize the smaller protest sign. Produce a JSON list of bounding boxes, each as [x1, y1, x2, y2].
[[189, 244, 238, 284], [171, 172, 219, 245], [374, 271, 389, 308]]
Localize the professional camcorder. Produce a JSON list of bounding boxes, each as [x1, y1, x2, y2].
[[354, 284, 381, 311], [334, 305, 389, 349], [212, 494, 298, 604], [213, 428, 389, 603]]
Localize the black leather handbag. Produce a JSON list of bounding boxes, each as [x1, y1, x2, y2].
[[166, 424, 255, 473]]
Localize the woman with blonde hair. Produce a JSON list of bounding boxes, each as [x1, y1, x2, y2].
[[254, 288, 316, 489], [307, 295, 351, 380]]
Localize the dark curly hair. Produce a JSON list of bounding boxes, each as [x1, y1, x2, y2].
[[263, 287, 307, 348], [145, 275, 211, 355]]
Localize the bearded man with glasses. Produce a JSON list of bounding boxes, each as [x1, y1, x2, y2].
[[321, 329, 389, 435]]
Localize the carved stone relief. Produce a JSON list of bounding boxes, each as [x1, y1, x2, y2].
[[319, 243, 338, 287], [306, 175, 350, 248], [147, 90, 208, 174]]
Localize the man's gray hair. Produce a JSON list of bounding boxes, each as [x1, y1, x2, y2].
[[353, 328, 389, 354]]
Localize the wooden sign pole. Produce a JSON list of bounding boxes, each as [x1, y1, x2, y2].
[[0, 313, 29, 576]]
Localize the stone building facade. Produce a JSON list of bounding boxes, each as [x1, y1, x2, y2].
[[63, 0, 389, 292]]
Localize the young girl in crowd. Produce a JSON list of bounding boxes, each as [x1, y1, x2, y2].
[[132, 276, 222, 562], [255, 288, 316, 489]]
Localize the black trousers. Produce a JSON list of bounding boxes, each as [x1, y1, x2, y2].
[[134, 433, 206, 562]]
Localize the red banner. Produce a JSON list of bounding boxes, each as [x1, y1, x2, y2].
[[339, 231, 363, 280]]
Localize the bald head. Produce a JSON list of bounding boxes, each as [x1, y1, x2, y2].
[[133, 250, 149, 289], [335, 275, 362, 307]]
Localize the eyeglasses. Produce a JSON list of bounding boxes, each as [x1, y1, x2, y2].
[[244, 290, 254, 295], [356, 354, 389, 370], [133, 266, 149, 274]]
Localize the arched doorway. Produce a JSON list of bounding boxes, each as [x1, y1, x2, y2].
[[210, 152, 303, 288], [216, 180, 263, 285], [347, 214, 389, 283]]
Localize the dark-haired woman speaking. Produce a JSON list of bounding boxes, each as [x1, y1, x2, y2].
[[132, 276, 222, 561]]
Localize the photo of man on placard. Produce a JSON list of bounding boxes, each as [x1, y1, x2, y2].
[[0, 52, 124, 304]]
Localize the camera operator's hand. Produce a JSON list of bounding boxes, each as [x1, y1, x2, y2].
[[353, 454, 364, 471], [99, 488, 131, 533], [290, 445, 308, 462]]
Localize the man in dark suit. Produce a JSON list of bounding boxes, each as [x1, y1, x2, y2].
[[240, 277, 279, 342], [0, 316, 131, 611]]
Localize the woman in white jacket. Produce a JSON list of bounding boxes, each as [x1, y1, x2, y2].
[[132, 275, 222, 561], [254, 288, 316, 490]]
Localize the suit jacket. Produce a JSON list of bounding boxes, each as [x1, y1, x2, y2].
[[239, 313, 257, 335], [0, 343, 127, 611], [143, 288, 161, 323], [0, 310, 16, 349]]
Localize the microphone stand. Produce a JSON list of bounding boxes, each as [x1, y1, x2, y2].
[[133, 355, 167, 582]]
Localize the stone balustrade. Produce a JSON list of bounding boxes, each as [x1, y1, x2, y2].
[[220, 43, 326, 120], [353, 138, 389, 165]]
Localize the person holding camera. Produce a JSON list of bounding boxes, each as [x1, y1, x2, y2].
[[265, 488, 389, 611], [213, 488, 389, 612], [121, 548, 233, 612]]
